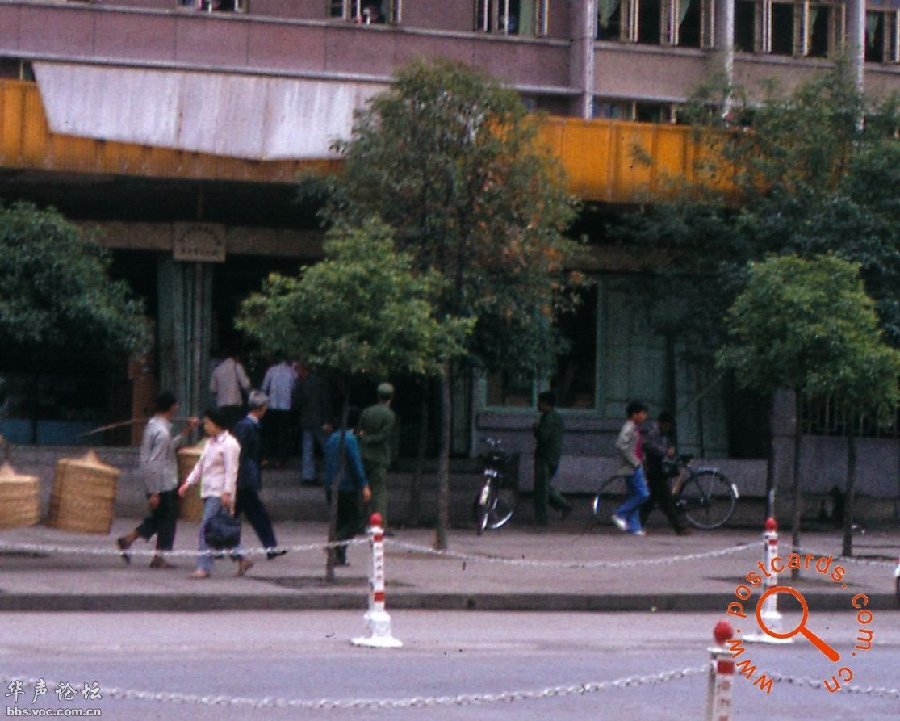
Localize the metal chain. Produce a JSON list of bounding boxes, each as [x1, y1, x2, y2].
[[794, 547, 897, 569], [768, 671, 900, 699], [386, 540, 755, 569], [0, 538, 366, 559], [0, 667, 706, 710]]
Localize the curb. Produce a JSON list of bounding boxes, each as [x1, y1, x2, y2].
[[1, 592, 895, 613]]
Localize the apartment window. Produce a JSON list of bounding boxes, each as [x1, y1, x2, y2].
[[598, 0, 713, 47], [475, 0, 548, 36], [866, 9, 900, 63], [330, 0, 399, 23], [735, 1, 844, 58]]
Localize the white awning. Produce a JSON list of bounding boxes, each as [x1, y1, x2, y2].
[[34, 63, 384, 160]]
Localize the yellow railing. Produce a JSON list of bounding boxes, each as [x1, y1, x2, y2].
[[0, 79, 727, 201]]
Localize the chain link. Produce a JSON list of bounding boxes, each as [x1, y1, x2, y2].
[[768, 671, 900, 699], [1, 667, 706, 710], [0, 538, 366, 559], [385, 540, 755, 569]]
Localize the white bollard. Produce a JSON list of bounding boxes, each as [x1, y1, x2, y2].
[[705, 621, 735, 721], [745, 517, 791, 644], [352, 513, 402, 649]]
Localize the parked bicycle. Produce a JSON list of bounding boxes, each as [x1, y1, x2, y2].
[[473, 438, 519, 534], [592, 454, 739, 530]]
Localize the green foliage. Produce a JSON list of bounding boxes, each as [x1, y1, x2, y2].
[[613, 64, 900, 355], [717, 255, 900, 418], [329, 58, 582, 375], [0, 201, 146, 357], [236, 219, 472, 380]]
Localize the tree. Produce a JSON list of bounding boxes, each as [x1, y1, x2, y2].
[[717, 255, 900, 562], [0, 201, 147, 441], [236, 219, 471, 575], [326, 59, 581, 548]]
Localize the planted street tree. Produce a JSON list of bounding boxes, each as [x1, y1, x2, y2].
[[717, 254, 900, 563], [237, 219, 471, 576], [0, 201, 147, 442], [327, 59, 581, 549]]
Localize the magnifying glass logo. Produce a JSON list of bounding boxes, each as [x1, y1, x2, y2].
[[755, 585, 840, 662]]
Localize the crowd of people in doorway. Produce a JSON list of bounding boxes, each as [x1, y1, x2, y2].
[[116, 352, 396, 579]]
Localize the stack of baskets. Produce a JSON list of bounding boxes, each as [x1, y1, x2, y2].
[[0, 462, 40, 529], [46, 450, 120, 534]]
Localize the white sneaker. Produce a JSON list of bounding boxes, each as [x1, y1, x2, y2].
[[611, 515, 628, 531], [631, 529, 647, 536]]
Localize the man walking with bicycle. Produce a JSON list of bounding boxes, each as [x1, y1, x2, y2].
[[611, 400, 651, 535], [639, 411, 690, 535]]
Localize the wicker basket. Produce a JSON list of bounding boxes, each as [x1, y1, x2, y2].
[[0, 463, 40, 529], [45, 451, 120, 534], [177, 442, 206, 522]]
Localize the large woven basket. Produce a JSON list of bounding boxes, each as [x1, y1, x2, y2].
[[177, 442, 206, 522], [46, 451, 120, 534], [0, 463, 40, 529]]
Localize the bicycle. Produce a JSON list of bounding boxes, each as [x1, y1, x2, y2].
[[591, 454, 739, 530], [473, 438, 519, 534]]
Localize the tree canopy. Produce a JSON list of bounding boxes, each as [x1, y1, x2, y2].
[[0, 201, 146, 358], [328, 58, 583, 376], [236, 219, 472, 382]]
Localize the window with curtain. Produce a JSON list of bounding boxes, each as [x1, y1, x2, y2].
[[597, 0, 624, 39]]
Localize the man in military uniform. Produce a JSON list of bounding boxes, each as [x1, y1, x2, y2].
[[532, 390, 572, 526], [358, 382, 396, 530]]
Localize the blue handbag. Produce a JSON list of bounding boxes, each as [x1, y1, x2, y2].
[[204, 508, 241, 549]]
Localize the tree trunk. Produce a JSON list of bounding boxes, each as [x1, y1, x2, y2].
[[790, 390, 803, 579], [841, 420, 857, 558], [324, 392, 350, 582], [405, 377, 429, 527], [765, 394, 776, 520], [433, 362, 451, 550]]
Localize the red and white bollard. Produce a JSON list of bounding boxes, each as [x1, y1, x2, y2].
[[745, 517, 791, 644], [705, 621, 735, 721], [352, 513, 402, 649]]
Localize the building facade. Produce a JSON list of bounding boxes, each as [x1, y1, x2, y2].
[[0, 0, 897, 503]]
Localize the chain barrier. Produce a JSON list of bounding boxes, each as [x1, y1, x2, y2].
[[1, 667, 706, 711], [385, 539, 755, 569], [0, 538, 366, 559], [768, 671, 900, 699]]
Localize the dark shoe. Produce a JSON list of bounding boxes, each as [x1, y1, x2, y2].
[[266, 549, 288, 561], [115, 537, 132, 565], [675, 527, 693, 535], [235, 559, 254, 577], [301, 478, 319, 486], [149, 557, 176, 569]]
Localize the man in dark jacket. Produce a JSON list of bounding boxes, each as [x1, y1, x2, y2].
[[292, 364, 334, 485], [532, 390, 572, 526], [233, 390, 286, 561]]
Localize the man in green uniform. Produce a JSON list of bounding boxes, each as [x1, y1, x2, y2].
[[533, 390, 572, 526], [358, 382, 396, 529]]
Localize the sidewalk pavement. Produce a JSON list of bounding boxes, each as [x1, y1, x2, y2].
[[1, 519, 897, 613]]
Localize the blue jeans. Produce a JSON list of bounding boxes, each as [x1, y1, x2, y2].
[[300, 428, 329, 483], [197, 496, 244, 573], [615, 465, 651, 532]]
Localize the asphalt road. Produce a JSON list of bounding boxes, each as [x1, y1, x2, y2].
[[1, 611, 898, 720]]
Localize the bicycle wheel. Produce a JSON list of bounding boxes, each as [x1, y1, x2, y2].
[[487, 486, 517, 530], [591, 475, 631, 525], [679, 472, 736, 530]]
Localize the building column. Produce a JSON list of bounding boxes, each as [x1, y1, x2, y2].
[[845, 0, 866, 94], [157, 257, 213, 418], [570, 0, 596, 119], [714, 0, 735, 112]]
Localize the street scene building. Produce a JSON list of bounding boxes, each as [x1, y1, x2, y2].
[[0, 0, 897, 511]]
